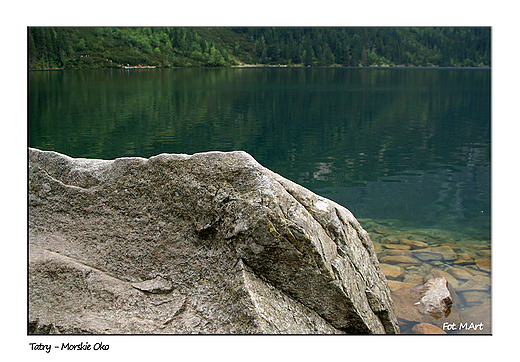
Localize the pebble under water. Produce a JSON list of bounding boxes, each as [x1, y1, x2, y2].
[[360, 218, 491, 334]]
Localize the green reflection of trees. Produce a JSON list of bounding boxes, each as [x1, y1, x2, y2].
[[29, 68, 490, 191]]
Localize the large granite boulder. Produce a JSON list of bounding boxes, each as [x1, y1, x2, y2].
[[28, 148, 399, 334]]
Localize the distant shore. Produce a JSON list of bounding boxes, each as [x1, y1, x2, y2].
[[29, 64, 491, 71]]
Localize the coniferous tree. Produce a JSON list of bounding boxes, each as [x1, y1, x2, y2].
[[28, 31, 37, 67], [27, 27, 491, 69]]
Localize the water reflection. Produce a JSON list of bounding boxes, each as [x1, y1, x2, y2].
[[29, 67, 490, 228]]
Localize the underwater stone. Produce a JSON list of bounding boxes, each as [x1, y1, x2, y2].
[[417, 277, 453, 319], [475, 258, 491, 273], [411, 249, 444, 261], [412, 322, 447, 334], [400, 239, 429, 249]]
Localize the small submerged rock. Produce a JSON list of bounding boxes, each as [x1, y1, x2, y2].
[[403, 274, 424, 285], [432, 246, 457, 261], [386, 280, 418, 292], [447, 267, 473, 281], [476, 249, 491, 258], [379, 255, 420, 265], [405, 264, 433, 280], [475, 258, 491, 273], [412, 322, 447, 334], [461, 291, 489, 306], [411, 246, 456, 262], [383, 244, 411, 250], [400, 239, 429, 249], [431, 269, 460, 289], [417, 277, 453, 319], [412, 248, 444, 261], [371, 241, 384, 253], [381, 236, 400, 244], [380, 264, 404, 279], [372, 226, 393, 235], [457, 275, 491, 292], [454, 253, 475, 265]]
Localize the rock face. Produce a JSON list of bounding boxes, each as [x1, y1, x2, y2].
[[28, 148, 399, 334]]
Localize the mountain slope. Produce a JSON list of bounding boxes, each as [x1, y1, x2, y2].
[[28, 27, 491, 69]]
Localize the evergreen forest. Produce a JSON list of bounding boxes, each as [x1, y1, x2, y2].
[[28, 27, 491, 69]]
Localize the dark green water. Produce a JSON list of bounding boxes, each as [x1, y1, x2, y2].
[[28, 67, 491, 239]]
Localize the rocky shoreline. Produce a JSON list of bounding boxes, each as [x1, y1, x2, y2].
[[361, 218, 491, 334]]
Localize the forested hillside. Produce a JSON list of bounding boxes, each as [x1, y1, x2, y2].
[[28, 27, 491, 69]]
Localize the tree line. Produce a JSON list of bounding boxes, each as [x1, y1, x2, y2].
[[28, 27, 491, 70]]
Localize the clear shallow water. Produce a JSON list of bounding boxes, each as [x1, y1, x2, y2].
[[28, 67, 491, 333]]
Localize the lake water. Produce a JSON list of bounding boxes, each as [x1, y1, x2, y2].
[[28, 67, 491, 334]]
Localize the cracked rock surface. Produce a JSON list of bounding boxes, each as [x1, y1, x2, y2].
[[28, 148, 399, 334]]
